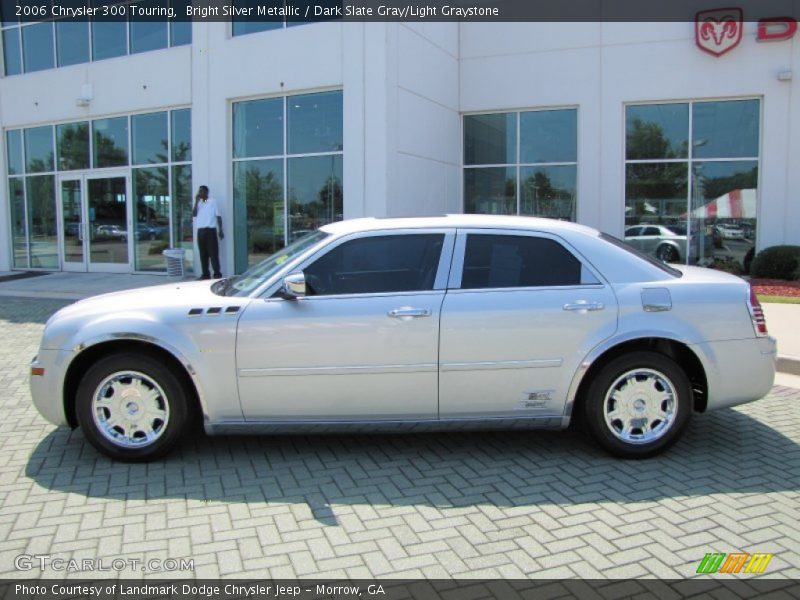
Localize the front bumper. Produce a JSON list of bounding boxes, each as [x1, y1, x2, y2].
[[29, 349, 72, 427]]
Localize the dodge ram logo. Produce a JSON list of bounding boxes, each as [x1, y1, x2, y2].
[[696, 8, 743, 56]]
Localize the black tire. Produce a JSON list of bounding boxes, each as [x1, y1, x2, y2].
[[581, 352, 692, 458], [656, 244, 679, 263], [75, 352, 191, 462]]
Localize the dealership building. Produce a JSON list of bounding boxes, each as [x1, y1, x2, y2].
[[0, 14, 798, 275]]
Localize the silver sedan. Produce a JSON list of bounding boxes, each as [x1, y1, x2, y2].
[[30, 215, 776, 461]]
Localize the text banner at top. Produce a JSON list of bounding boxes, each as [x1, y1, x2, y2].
[[8, 0, 800, 23]]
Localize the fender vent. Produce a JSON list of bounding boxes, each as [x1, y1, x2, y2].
[[225, 306, 241, 314], [188, 308, 203, 316], [206, 307, 222, 315]]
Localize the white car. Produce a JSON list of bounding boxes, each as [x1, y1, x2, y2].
[[715, 224, 746, 240], [30, 215, 776, 462]]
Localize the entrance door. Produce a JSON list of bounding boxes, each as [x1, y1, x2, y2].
[[58, 172, 133, 272]]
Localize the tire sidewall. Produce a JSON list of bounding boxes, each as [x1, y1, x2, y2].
[[583, 352, 692, 458], [75, 353, 188, 462]]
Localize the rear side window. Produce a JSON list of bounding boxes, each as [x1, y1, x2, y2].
[[304, 234, 445, 295], [461, 234, 583, 289]]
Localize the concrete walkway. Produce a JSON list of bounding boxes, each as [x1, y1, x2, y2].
[[0, 271, 797, 378]]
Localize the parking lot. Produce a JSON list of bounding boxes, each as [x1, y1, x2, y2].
[[1, 296, 799, 579]]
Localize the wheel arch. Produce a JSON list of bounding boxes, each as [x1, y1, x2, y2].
[[566, 336, 708, 424], [62, 337, 206, 430]]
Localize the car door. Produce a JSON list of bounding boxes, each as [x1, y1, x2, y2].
[[439, 229, 618, 419], [236, 230, 455, 421]]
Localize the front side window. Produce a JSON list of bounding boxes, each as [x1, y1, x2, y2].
[[304, 234, 445, 296], [232, 91, 343, 273], [464, 108, 578, 221], [461, 234, 583, 289], [625, 99, 759, 270]]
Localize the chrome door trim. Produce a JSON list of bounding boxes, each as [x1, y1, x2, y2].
[[440, 358, 563, 372], [239, 363, 438, 377]]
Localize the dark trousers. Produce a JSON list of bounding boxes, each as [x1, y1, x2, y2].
[[197, 227, 221, 278]]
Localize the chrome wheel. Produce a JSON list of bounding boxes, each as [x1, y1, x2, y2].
[[91, 371, 170, 448], [603, 368, 677, 444]]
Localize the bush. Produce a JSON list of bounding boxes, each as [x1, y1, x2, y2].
[[750, 245, 800, 280]]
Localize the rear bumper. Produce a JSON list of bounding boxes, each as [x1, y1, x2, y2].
[[695, 336, 777, 411]]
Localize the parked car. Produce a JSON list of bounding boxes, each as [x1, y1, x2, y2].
[[136, 223, 167, 241], [94, 225, 127, 241], [624, 224, 713, 264], [30, 216, 776, 462], [715, 224, 746, 240]]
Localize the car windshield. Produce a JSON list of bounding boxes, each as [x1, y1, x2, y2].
[[213, 230, 330, 297]]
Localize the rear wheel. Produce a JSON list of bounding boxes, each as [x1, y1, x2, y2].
[[582, 352, 692, 458], [656, 244, 679, 263], [75, 353, 191, 461]]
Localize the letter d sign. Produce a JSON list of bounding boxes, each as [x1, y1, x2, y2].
[[758, 17, 798, 42]]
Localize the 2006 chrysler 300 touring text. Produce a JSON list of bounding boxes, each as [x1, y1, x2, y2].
[[30, 215, 777, 461]]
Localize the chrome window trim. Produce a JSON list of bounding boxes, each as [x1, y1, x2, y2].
[[448, 228, 609, 291]]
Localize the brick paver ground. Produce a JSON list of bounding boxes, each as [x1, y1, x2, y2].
[[1, 297, 798, 579]]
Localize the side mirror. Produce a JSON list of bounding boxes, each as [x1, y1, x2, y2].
[[280, 272, 306, 300]]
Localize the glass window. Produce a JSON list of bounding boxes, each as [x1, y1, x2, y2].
[[231, 0, 283, 35], [626, 103, 689, 160], [288, 91, 344, 154], [56, 21, 89, 67], [233, 98, 283, 158], [132, 112, 168, 165], [287, 155, 342, 242], [24, 126, 54, 173], [1, 0, 19, 26], [233, 159, 284, 271], [8, 178, 27, 268], [464, 113, 516, 165], [26, 175, 58, 269], [133, 166, 170, 271], [520, 109, 577, 164], [304, 234, 445, 296], [2, 27, 22, 76], [56, 122, 90, 171], [625, 100, 760, 271], [6, 129, 23, 175], [171, 108, 191, 162], [172, 164, 193, 273], [22, 22, 54, 72], [692, 100, 759, 159], [93, 117, 129, 168], [520, 165, 577, 221], [92, 21, 127, 61], [169, 0, 192, 45], [464, 167, 515, 215], [130, 1, 168, 54], [461, 234, 582, 289]]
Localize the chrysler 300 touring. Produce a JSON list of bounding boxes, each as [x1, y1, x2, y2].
[[30, 215, 776, 461]]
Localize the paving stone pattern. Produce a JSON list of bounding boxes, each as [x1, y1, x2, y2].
[[1, 297, 798, 579]]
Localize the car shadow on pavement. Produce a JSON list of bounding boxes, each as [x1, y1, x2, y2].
[[0, 297, 73, 325], [25, 399, 800, 526]]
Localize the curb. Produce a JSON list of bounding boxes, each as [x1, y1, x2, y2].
[[778, 355, 800, 377]]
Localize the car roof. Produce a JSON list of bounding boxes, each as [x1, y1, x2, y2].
[[320, 214, 601, 238]]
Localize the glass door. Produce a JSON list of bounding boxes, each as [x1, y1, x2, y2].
[[59, 177, 87, 272], [86, 173, 131, 272]]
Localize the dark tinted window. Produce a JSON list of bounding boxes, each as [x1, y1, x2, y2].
[[304, 234, 444, 296], [461, 234, 582, 289]]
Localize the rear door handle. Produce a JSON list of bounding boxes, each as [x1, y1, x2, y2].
[[388, 308, 431, 318], [563, 301, 604, 312]]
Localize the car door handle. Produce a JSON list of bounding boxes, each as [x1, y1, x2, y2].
[[388, 308, 431, 318], [563, 301, 604, 312]]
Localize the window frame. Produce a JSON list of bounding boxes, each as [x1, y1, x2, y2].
[[447, 228, 606, 292], [462, 107, 579, 221], [258, 229, 457, 301]]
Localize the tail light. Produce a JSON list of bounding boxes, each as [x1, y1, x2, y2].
[[748, 285, 768, 337]]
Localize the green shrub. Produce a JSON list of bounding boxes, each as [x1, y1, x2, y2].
[[750, 245, 800, 280]]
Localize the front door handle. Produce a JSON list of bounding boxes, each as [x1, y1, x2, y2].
[[388, 308, 431, 319], [563, 301, 604, 312]]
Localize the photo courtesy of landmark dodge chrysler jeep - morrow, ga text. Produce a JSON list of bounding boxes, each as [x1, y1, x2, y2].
[[30, 215, 776, 461]]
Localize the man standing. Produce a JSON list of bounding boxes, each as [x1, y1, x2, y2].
[[192, 185, 224, 279]]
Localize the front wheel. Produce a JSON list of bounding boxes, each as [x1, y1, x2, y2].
[[582, 352, 692, 458], [75, 353, 191, 461], [656, 244, 679, 263]]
